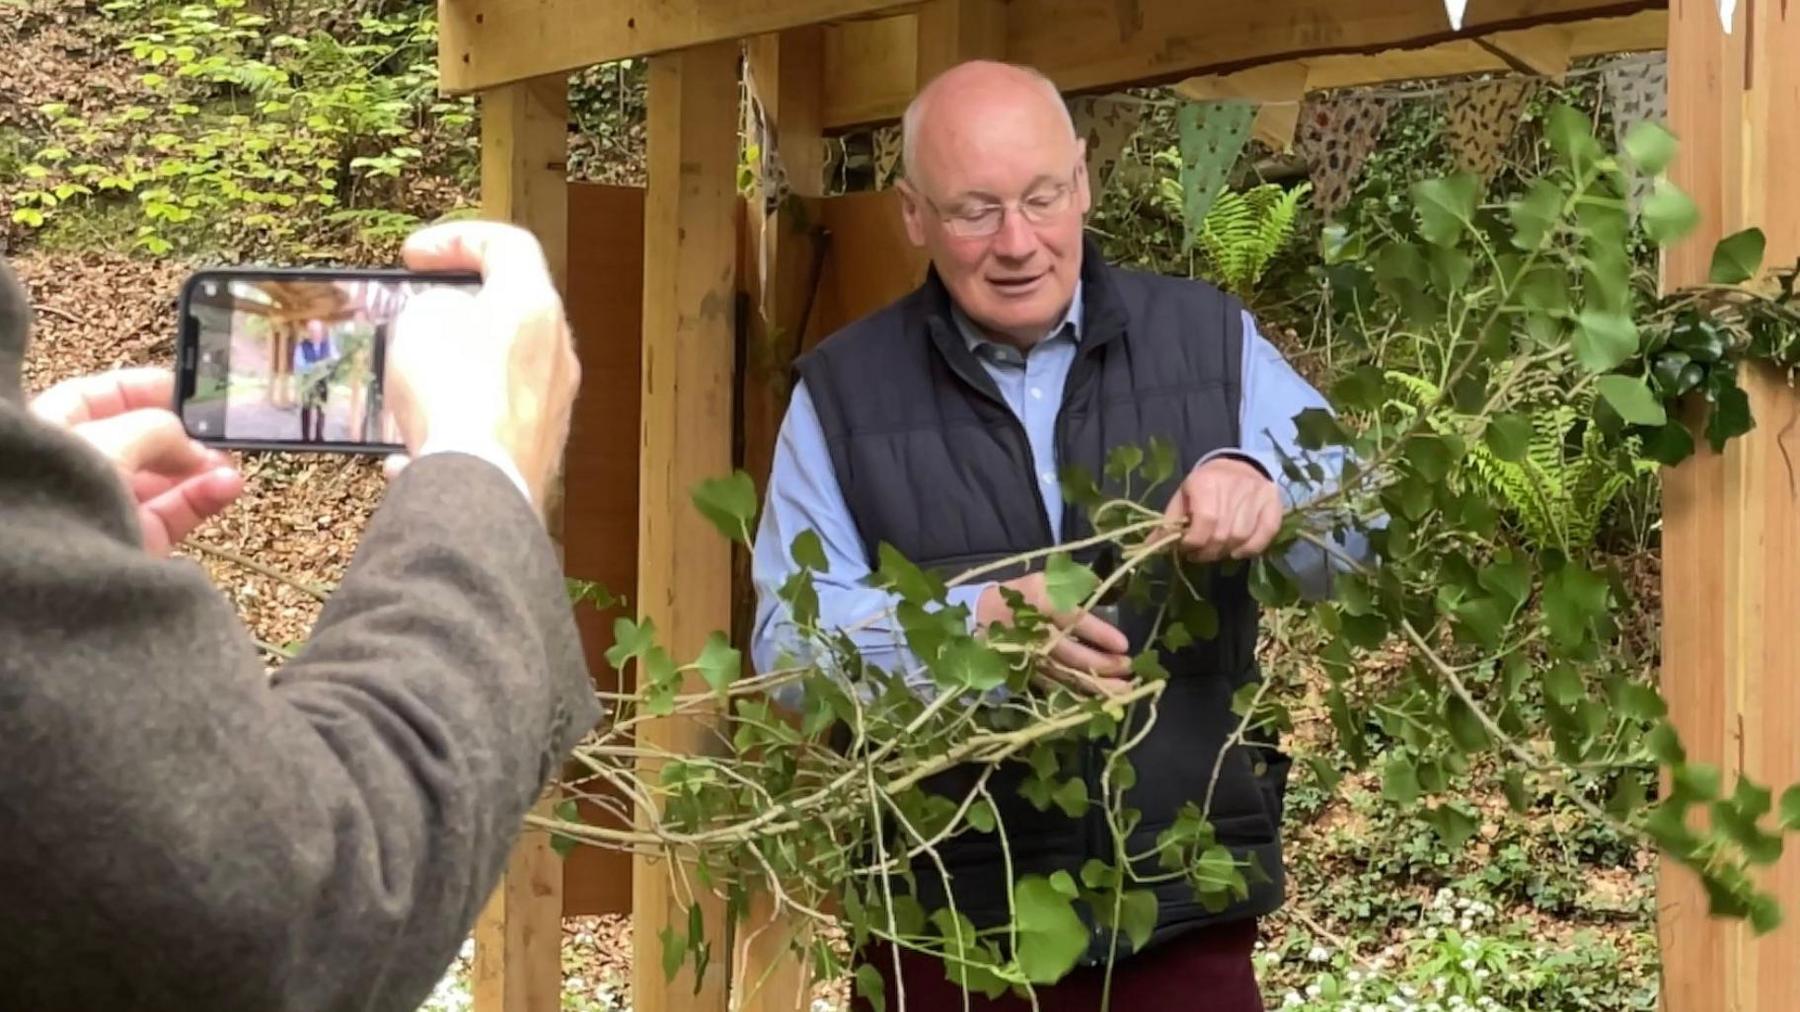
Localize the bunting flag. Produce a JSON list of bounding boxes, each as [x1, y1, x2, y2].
[[872, 124, 903, 189], [1445, 78, 1537, 184], [1720, 0, 1737, 33], [1070, 95, 1144, 194], [1178, 100, 1256, 248], [1295, 94, 1394, 220], [1604, 54, 1669, 214], [1443, 0, 1469, 30]]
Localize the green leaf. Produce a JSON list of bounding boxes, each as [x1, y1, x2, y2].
[[1710, 228, 1767, 284], [1646, 722, 1687, 764], [1483, 414, 1533, 462], [1779, 786, 1800, 831], [1643, 180, 1700, 245], [1544, 563, 1608, 648], [1104, 889, 1159, 953], [1624, 120, 1678, 175], [1597, 375, 1669, 426], [1706, 379, 1754, 450], [1105, 443, 1145, 483], [1607, 772, 1648, 820], [694, 632, 739, 694], [1673, 761, 1722, 802], [1750, 894, 1784, 935], [1546, 104, 1602, 173], [1053, 777, 1090, 818], [1503, 770, 1531, 813], [1293, 408, 1349, 449], [1406, 434, 1458, 483], [789, 529, 829, 572], [1013, 875, 1088, 984], [659, 924, 686, 982], [854, 965, 887, 1012], [605, 616, 657, 670], [1144, 436, 1178, 487], [1331, 365, 1386, 412], [1453, 595, 1509, 651], [690, 471, 758, 544], [875, 543, 944, 604], [1644, 421, 1697, 466], [1412, 174, 1480, 246], [1445, 696, 1491, 753], [1383, 757, 1421, 804], [548, 798, 582, 858], [1424, 802, 1480, 851], [965, 799, 996, 833], [1542, 663, 1585, 707], [938, 638, 1007, 691], [1043, 553, 1098, 612], [1574, 311, 1640, 373], [1508, 179, 1563, 250]]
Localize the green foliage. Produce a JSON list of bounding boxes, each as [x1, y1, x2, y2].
[[9, 0, 470, 253], [1196, 181, 1313, 299]]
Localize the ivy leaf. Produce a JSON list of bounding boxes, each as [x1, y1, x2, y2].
[[1642, 180, 1700, 245], [1478, 557, 1532, 611], [1144, 436, 1178, 487], [1507, 179, 1563, 251], [548, 798, 583, 858], [874, 543, 944, 604], [1542, 663, 1585, 707], [1013, 875, 1088, 984], [1623, 120, 1678, 175], [1706, 380, 1754, 450], [1546, 104, 1602, 173], [1779, 786, 1800, 831], [854, 965, 887, 1012], [966, 799, 996, 834], [1382, 757, 1420, 805], [1574, 311, 1639, 373], [1710, 227, 1767, 285], [939, 639, 1007, 691], [1597, 375, 1669, 426], [1042, 553, 1099, 613], [1643, 421, 1696, 466], [1452, 595, 1509, 651], [1444, 696, 1490, 753], [1503, 770, 1531, 813], [1331, 365, 1386, 412], [1053, 777, 1090, 818], [694, 632, 739, 694], [659, 924, 686, 982], [789, 529, 829, 572], [1119, 889, 1158, 951], [1607, 774, 1648, 820], [1412, 174, 1480, 246], [690, 471, 758, 544], [605, 616, 657, 670], [1646, 721, 1687, 764], [1483, 414, 1533, 462], [1405, 434, 1458, 483], [1294, 408, 1349, 450], [1544, 563, 1608, 648], [1424, 802, 1480, 850], [1105, 444, 1145, 484]]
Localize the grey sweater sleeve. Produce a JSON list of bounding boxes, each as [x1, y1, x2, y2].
[[0, 260, 601, 1011]]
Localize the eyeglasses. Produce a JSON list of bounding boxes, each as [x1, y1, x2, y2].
[[908, 164, 1083, 239]]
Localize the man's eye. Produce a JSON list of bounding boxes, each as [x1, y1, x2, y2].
[[955, 207, 1001, 222]]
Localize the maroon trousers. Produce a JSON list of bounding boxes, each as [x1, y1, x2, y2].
[[849, 918, 1263, 1012]]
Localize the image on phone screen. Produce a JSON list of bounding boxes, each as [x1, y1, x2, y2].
[[180, 274, 473, 450]]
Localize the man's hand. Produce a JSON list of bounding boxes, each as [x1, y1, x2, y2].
[[975, 572, 1131, 687], [1162, 455, 1282, 562], [29, 367, 244, 555], [383, 221, 581, 512]]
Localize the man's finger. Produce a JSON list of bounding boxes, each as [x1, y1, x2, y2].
[[1050, 638, 1132, 679], [70, 409, 208, 478], [30, 367, 175, 427], [137, 467, 245, 556], [1183, 474, 1226, 557], [1236, 495, 1284, 559], [1220, 485, 1264, 555], [401, 221, 555, 301], [1066, 611, 1129, 655]]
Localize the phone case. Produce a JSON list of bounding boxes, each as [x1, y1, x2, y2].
[[174, 266, 480, 455]]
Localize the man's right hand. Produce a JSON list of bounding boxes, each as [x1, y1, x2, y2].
[[384, 221, 581, 512], [975, 573, 1132, 683]]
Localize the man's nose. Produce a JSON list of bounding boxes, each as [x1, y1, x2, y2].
[[990, 207, 1039, 260]]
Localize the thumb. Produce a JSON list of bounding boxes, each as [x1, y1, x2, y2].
[[70, 409, 208, 478]]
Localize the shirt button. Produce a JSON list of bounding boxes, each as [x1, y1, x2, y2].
[[1041, 471, 1056, 485], [1029, 386, 1044, 400]]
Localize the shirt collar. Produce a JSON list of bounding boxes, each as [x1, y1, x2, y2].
[[950, 279, 1084, 362]]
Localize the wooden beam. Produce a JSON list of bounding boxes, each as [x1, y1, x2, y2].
[[821, 0, 1666, 130], [472, 73, 571, 1012], [1662, 3, 1800, 1011], [439, 0, 924, 94], [1474, 24, 1574, 79], [914, 0, 1007, 85], [634, 39, 740, 1012]]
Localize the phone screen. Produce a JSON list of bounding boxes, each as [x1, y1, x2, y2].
[[179, 272, 478, 451]]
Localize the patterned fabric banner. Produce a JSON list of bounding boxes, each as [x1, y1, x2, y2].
[[1178, 100, 1256, 249], [1295, 94, 1394, 220], [1604, 53, 1669, 214], [1070, 95, 1144, 195], [1445, 78, 1537, 184], [872, 124, 903, 190]]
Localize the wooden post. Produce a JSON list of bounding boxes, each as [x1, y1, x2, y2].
[[1661, 5, 1800, 1011], [635, 39, 740, 1012], [471, 74, 571, 1012], [914, 0, 1007, 85]]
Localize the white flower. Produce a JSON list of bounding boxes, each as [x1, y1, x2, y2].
[[458, 938, 476, 961], [1309, 945, 1331, 962], [1459, 917, 1472, 931], [1348, 969, 1364, 983], [1461, 958, 1478, 971], [1284, 992, 1305, 1008], [1308, 983, 1324, 998]]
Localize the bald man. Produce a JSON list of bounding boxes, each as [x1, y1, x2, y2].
[[752, 61, 1359, 1009]]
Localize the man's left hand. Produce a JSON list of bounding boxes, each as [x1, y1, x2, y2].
[[1161, 455, 1282, 562], [30, 367, 245, 555]]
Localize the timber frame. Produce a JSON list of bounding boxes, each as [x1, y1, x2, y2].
[[441, 1, 1800, 1011]]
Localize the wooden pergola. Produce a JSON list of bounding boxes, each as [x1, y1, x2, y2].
[[434, 1, 1800, 1010]]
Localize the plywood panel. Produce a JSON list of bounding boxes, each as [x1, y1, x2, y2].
[[560, 182, 645, 919], [814, 190, 929, 340]]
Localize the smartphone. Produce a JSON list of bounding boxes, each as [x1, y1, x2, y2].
[[174, 267, 481, 454]]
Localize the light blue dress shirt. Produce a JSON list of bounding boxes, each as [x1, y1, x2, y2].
[[749, 280, 1365, 695]]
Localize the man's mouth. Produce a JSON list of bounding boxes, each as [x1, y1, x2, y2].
[[987, 272, 1046, 293]]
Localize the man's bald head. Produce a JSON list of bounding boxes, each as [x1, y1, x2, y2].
[[901, 60, 1077, 192]]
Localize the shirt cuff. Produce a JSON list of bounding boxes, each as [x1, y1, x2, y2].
[[946, 582, 993, 636], [1198, 447, 1274, 483], [416, 435, 534, 505]]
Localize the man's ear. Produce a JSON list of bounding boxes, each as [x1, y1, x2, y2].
[[1074, 137, 1094, 216], [0, 258, 31, 407], [896, 179, 928, 248]]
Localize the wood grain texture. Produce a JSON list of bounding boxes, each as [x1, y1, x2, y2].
[[473, 73, 571, 1012], [633, 40, 741, 1012], [1662, 2, 1800, 1008]]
